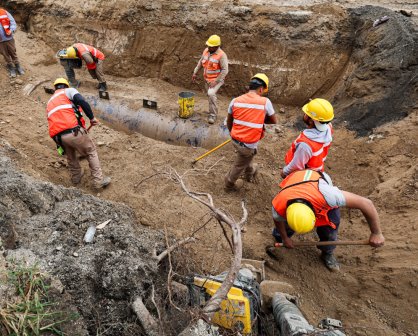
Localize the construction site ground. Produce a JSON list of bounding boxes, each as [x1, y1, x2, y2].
[[0, 0, 417, 335]]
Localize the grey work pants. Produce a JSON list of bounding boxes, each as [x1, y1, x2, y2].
[[60, 128, 103, 184], [225, 141, 257, 187], [204, 81, 223, 117], [0, 38, 19, 66]]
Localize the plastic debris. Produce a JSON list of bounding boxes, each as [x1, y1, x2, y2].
[[373, 16, 389, 27], [96, 219, 111, 230], [83, 225, 96, 243]]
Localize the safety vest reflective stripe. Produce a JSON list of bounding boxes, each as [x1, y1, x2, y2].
[[233, 102, 265, 110], [47, 104, 73, 118], [73, 43, 105, 60], [312, 142, 331, 156], [233, 119, 264, 129], [303, 170, 313, 181], [0, 15, 7, 19], [206, 69, 221, 74]]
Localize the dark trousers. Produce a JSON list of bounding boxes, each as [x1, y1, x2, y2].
[[272, 208, 341, 254]]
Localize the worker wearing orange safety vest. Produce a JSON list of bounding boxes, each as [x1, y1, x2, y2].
[[224, 74, 277, 191], [192, 35, 229, 124], [46, 78, 111, 189], [57, 43, 107, 91], [281, 98, 334, 178], [0, 7, 24, 77], [270, 169, 385, 271]]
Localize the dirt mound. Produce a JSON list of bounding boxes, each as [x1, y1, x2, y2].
[[0, 140, 184, 335], [333, 6, 418, 135]]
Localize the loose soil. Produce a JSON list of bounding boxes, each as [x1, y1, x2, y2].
[[0, 0, 417, 335]]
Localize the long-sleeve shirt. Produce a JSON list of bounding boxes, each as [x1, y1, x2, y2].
[[283, 125, 333, 176], [193, 48, 229, 83], [0, 10, 16, 43], [65, 88, 94, 120]]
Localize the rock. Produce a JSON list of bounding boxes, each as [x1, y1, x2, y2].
[[97, 141, 105, 146], [279, 107, 285, 114], [73, 252, 79, 257], [56, 245, 63, 251]]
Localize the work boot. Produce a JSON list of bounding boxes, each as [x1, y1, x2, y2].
[[208, 114, 216, 124], [98, 82, 107, 92], [69, 80, 80, 88], [224, 178, 244, 192], [15, 63, 25, 75], [71, 169, 84, 185], [94, 176, 111, 189], [320, 252, 340, 272], [6, 64, 16, 78], [245, 163, 258, 182]]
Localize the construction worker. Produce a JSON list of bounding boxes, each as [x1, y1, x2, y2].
[[0, 7, 24, 77], [57, 43, 107, 91], [225, 74, 277, 191], [46, 78, 111, 189], [281, 98, 334, 178], [271, 169, 385, 271], [192, 34, 228, 124]]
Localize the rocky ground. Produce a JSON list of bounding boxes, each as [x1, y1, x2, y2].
[[0, 0, 417, 335]]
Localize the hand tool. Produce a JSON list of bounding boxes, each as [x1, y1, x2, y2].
[[192, 139, 231, 164]]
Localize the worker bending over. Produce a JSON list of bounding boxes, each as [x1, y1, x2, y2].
[[225, 74, 277, 191], [57, 43, 107, 91], [282, 98, 334, 178], [192, 35, 228, 124], [0, 7, 24, 77], [271, 169, 385, 271], [46, 78, 111, 189]]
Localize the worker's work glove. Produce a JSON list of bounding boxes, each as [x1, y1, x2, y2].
[[90, 118, 99, 126], [191, 74, 197, 82], [283, 237, 295, 249], [369, 232, 385, 247]]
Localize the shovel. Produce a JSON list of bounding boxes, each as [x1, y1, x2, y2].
[[271, 239, 370, 248], [192, 139, 231, 164]]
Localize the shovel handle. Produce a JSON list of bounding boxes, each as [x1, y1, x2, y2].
[[274, 239, 370, 248], [193, 139, 231, 164]]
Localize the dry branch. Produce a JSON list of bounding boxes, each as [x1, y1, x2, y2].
[[132, 297, 160, 336]]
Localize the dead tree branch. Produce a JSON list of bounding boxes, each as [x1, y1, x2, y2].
[[155, 236, 196, 263], [166, 168, 248, 322], [132, 297, 160, 336]]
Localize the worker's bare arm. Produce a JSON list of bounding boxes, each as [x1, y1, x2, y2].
[[275, 219, 294, 248], [341, 191, 385, 247]]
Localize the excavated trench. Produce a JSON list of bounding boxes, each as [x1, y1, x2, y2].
[[6, 0, 416, 145]]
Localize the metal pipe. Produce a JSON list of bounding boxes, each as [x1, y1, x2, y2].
[[86, 96, 230, 149]]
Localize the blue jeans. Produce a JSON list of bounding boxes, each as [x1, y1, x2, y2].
[[272, 208, 341, 254]]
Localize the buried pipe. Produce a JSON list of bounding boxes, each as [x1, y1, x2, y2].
[[86, 96, 230, 149]]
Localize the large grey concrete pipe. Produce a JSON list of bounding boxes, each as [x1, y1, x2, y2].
[[86, 96, 230, 149]]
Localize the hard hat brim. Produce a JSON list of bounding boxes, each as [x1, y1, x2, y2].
[[206, 41, 219, 47]]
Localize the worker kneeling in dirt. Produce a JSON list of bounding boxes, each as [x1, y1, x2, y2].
[[281, 98, 334, 178], [225, 74, 277, 191], [271, 169, 384, 271], [57, 43, 107, 91], [192, 34, 228, 124], [46, 78, 111, 189]]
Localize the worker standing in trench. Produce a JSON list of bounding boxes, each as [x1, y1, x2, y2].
[[57, 43, 107, 91], [281, 98, 335, 178], [192, 34, 229, 124], [0, 7, 24, 78], [224, 74, 277, 191], [271, 169, 385, 271], [46, 78, 111, 189]]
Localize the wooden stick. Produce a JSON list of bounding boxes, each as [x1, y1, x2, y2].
[[192, 139, 231, 164], [274, 239, 370, 248]]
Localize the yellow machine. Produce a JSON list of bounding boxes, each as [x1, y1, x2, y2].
[[189, 268, 261, 335]]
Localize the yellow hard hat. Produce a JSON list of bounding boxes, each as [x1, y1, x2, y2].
[[53, 77, 70, 88], [251, 73, 269, 92], [57, 47, 78, 59], [286, 202, 316, 234], [302, 98, 334, 122], [206, 35, 221, 47]]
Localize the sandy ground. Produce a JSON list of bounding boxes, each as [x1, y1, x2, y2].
[[0, 4, 417, 335]]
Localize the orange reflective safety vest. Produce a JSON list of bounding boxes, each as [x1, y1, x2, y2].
[[201, 48, 224, 82], [46, 89, 85, 138], [73, 43, 105, 70], [0, 9, 12, 36], [272, 170, 337, 229], [284, 125, 333, 172], [230, 92, 267, 144]]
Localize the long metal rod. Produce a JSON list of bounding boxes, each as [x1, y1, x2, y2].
[[193, 139, 231, 163], [273, 239, 370, 248]]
